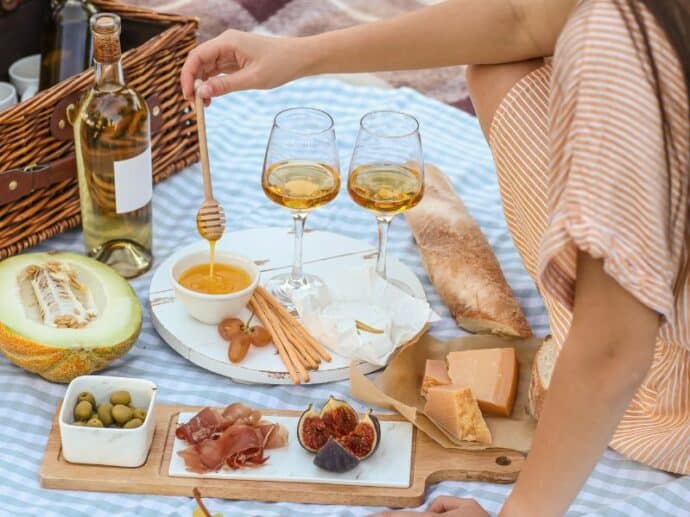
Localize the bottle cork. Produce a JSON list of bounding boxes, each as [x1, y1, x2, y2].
[[91, 13, 122, 63]]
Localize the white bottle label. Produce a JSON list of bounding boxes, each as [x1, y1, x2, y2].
[[113, 146, 153, 214]]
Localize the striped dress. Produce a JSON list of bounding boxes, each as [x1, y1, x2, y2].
[[489, 0, 689, 474]]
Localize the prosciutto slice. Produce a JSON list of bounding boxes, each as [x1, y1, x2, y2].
[[223, 402, 262, 426], [176, 404, 288, 473], [175, 408, 226, 444], [175, 403, 263, 445]]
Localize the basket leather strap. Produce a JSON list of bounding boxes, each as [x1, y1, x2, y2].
[[0, 156, 75, 205], [50, 92, 163, 141], [0, 93, 164, 207]]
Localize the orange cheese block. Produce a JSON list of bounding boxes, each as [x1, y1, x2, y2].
[[421, 359, 451, 398], [423, 385, 492, 444], [446, 347, 518, 417]]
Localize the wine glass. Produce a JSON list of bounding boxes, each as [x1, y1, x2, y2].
[[261, 107, 341, 307], [347, 110, 424, 290]]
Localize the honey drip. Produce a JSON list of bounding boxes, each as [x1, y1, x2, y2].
[[209, 240, 216, 278]]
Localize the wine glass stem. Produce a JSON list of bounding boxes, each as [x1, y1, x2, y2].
[[375, 215, 393, 279], [291, 211, 308, 285]]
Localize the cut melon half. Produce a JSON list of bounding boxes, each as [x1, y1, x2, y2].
[[0, 252, 142, 383]]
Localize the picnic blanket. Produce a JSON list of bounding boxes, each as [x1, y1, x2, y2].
[[0, 78, 688, 516]]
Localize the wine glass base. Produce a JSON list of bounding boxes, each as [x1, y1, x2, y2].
[[263, 273, 326, 312]]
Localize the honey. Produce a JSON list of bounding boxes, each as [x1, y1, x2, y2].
[[178, 263, 251, 294], [209, 240, 216, 277]]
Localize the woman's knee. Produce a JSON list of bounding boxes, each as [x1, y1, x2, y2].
[[467, 59, 544, 139]]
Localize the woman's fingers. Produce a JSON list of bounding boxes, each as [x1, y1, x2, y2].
[[181, 38, 228, 99], [181, 30, 306, 101], [428, 496, 487, 514], [428, 496, 462, 512], [198, 68, 256, 98]]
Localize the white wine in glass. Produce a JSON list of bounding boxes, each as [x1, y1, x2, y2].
[[348, 111, 424, 289], [261, 108, 340, 307], [263, 160, 340, 211], [348, 163, 423, 214]]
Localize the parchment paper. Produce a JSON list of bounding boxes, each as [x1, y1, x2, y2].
[[350, 334, 540, 452]]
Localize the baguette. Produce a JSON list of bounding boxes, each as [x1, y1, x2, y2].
[[405, 164, 531, 338], [527, 336, 558, 420]]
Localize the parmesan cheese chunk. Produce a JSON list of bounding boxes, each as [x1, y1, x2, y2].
[[421, 359, 451, 398], [446, 347, 518, 417], [424, 385, 492, 444]]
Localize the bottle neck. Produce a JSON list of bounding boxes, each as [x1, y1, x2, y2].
[[93, 34, 123, 88], [94, 60, 124, 88]]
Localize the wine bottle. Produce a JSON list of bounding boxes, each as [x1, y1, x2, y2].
[[39, 0, 97, 91], [73, 13, 154, 278]]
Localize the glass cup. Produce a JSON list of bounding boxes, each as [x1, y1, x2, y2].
[[261, 107, 341, 307], [347, 110, 424, 291], [0, 82, 17, 111]]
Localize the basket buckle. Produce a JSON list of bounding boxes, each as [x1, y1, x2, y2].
[[23, 163, 43, 173]]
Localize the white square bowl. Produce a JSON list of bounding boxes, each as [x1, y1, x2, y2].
[[59, 375, 157, 467]]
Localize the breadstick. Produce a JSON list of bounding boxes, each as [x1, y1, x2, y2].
[[281, 324, 320, 369], [248, 298, 300, 384], [256, 286, 332, 361], [253, 294, 310, 383]]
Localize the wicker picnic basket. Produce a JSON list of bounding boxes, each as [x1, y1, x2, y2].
[[0, 0, 199, 259]]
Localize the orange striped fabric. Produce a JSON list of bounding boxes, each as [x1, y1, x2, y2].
[[489, 0, 689, 474]]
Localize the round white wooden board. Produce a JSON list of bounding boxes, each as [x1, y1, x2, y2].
[[149, 228, 427, 385]]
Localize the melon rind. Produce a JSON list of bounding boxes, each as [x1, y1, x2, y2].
[[0, 252, 142, 383]]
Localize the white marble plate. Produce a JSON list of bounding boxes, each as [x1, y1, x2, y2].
[[169, 412, 414, 488], [149, 228, 427, 385]]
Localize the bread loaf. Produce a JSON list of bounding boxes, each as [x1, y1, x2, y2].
[[527, 336, 557, 420], [405, 165, 531, 338]]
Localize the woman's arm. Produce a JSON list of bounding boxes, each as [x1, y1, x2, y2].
[[501, 252, 659, 516], [378, 252, 660, 517], [303, 0, 574, 74], [181, 0, 576, 100]]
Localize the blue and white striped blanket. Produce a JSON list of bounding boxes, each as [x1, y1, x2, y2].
[[1, 78, 687, 516]]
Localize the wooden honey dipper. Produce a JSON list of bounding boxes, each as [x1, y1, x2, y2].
[[194, 79, 226, 242]]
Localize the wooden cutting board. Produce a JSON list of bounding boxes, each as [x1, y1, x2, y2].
[[40, 404, 525, 508]]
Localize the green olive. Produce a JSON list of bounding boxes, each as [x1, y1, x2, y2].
[[110, 390, 131, 406], [86, 417, 104, 427], [133, 408, 147, 421], [72, 421, 87, 427], [123, 418, 143, 429], [77, 392, 96, 407], [97, 402, 114, 426], [74, 400, 93, 421], [111, 404, 133, 425]]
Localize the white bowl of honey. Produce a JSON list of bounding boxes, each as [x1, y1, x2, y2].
[[170, 250, 259, 324]]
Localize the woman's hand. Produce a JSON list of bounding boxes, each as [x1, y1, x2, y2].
[[180, 30, 309, 103], [374, 497, 489, 516]]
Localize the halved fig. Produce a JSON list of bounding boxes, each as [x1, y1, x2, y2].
[[337, 409, 380, 460], [320, 395, 358, 438], [297, 404, 329, 453], [313, 438, 360, 473], [298, 397, 383, 468]]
